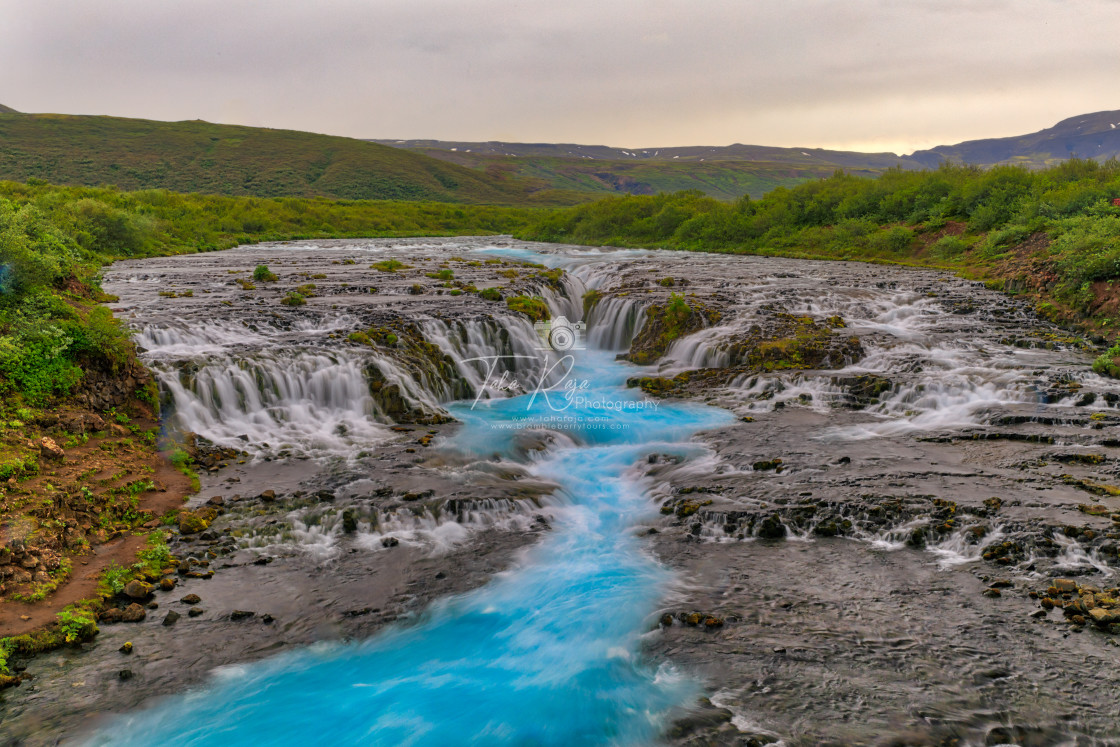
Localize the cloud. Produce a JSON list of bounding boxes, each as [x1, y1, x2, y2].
[[1, 0, 1117, 151]]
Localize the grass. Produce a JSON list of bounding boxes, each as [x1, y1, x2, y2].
[[518, 159, 1120, 351], [0, 113, 588, 206]]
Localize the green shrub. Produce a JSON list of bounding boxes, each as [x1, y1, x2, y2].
[[479, 287, 502, 301], [868, 226, 915, 254], [56, 607, 98, 643], [506, 295, 550, 322], [930, 235, 969, 259], [280, 292, 306, 306], [426, 269, 454, 281], [371, 259, 408, 272], [1093, 344, 1120, 378], [253, 265, 278, 282]]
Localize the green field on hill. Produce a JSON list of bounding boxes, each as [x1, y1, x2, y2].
[[0, 113, 586, 206]]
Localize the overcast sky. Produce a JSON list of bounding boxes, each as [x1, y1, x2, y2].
[[2, 0, 1118, 154]]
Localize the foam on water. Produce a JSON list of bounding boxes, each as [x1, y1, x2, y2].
[[89, 349, 734, 746]]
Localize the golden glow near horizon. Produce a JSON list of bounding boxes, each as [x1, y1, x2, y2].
[[1, 0, 1117, 153]]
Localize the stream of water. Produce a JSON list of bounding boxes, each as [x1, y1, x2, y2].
[[89, 288, 734, 744], [32, 236, 1113, 746]]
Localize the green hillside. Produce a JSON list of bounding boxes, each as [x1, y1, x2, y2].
[[0, 113, 583, 206]]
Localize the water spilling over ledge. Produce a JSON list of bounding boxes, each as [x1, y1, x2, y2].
[[4, 237, 1118, 746]]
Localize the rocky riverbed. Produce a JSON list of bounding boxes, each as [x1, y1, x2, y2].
[[1, 236, 1118, 746]]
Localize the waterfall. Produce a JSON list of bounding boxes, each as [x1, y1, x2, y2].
[[156, 351, 386, 458]]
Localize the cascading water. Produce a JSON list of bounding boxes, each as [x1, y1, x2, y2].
[[40, 237, 1113, 747], [88, 349, 734, 746]]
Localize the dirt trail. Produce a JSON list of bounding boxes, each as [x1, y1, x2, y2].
[[0, 442, 191, 637]]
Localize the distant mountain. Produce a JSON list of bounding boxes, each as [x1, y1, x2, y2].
[[0, 103, 18, 114], [0, 113, 582, 205], [374, 109, 1120, 198], [372, 139, 912, 168], [905, 109, 1120, 168], [372, 140, 915, 200]]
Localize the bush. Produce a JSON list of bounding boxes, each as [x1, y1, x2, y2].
[[253, 265, 278, 282], [868, 226, 915, 254], [371, 259, 408, 272], [56, 607, 98, 644], [280, 292, 306, 306], [479, 287, 502, 301], [506, 295, 550, 322], [930, 235, 969, 259], [1093, 344, 1120, 378]]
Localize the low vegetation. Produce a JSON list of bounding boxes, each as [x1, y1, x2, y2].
[[519, 160, 1120, 348], [0, 113, 588, 206]]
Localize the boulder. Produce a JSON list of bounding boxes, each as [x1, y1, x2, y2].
[[1089, 608, 1119, 625], [159, 577, 176, 592], [1053, 578, 1078, 594], [180, 593, 201, 605], [39, 437, 65, 461], [162, 611, 181, 626], [120, 603, 147, 623], [122, 580, 153, 599], [177, 511, 210, 535]]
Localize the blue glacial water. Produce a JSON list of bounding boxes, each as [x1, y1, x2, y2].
[[90, 349, 734, 746]]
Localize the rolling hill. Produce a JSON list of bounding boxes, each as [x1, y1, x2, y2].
[[0, 113, 582, 205], [0, 103, 18, 114]]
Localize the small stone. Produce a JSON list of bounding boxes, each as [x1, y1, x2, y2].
[[1053, 579, 1078, 594], [659, 613, 674, 627], [120, 603, 146, 623], [122, 580, 153, 600], [703, 616, 724, 629], [259, 490, 277, 502], [159, 577, 176, 592], [261, 614, 274, 624], [162, 611, 180, 626], [206, 496, 225, 507], [381, 537, 399, 548], [230, 610, 255, 621], [119, 642, 133, 654], [180, 594, 201, 605], [1089, 608, 1118, 625], [118, 669, 134, 681], [40, 437, 65, 461], [989, 579, 1013, 588], [146, 602, 159, 610], [188, 607, 204, 617], [982, 588, 1002, 598]]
